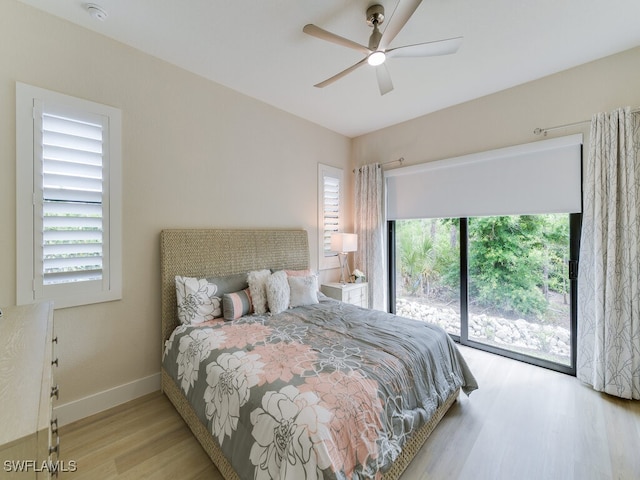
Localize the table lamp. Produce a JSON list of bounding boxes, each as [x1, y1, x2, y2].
[[330, 233, 358, 284]]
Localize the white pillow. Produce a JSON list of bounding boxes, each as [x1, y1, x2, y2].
[[288, 275, 319, 308], [248, 269, 271, 315], [266, 270, 290, 314], [175, 275, 221, 324]]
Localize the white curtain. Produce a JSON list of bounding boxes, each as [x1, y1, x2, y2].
[[355, 163, 385, 310], [577, 107, 640, 399]]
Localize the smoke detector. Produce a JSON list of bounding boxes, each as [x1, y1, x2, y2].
[[85, 3, 108, 21]]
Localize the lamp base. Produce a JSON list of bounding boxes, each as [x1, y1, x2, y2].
[[338, 252, 352, 284]]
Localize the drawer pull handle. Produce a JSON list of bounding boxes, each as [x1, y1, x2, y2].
[[51, 418, 58, 435], [53, 336, 58, 344], [52, 358, 59, 367], [51, 384, 59, 400]]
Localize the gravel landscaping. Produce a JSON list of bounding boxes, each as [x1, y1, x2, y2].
[[396, 298, 571, 361]]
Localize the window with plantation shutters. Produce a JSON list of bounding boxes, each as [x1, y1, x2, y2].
[[16, 83, 122, 309], [39, 105, 106, 286], [318, 164, 343, 270], [322, 175, 340, 255]]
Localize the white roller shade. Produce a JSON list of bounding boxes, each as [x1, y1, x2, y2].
[[386, 134, 583, 220]]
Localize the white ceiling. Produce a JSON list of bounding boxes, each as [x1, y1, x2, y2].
[[17, 0, 640, 138]]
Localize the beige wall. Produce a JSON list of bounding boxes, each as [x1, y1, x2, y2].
[[0, 1, 351, 406], [352, 46, 640, 172]]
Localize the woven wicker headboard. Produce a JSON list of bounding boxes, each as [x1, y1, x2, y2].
[[160, 228, 309, 348]]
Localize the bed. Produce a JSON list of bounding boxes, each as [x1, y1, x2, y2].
[[160, 228, 477, 479]]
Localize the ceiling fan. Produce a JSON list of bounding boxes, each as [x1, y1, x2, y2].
[[303, 0, 462, 95]]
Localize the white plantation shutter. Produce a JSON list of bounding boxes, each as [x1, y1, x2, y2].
[[16, 83, 122, 308], [37, 104, 108, 286], [322, 174, 340, 256], [318, 164, 343, 270]]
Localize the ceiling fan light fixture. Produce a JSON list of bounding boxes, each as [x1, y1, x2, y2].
[[367, 51, 386, 66]]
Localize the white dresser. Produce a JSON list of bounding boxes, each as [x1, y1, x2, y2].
[[0, 302, 59, 479], [321, 282, 369, 308]]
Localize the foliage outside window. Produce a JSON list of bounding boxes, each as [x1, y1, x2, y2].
[[397, 215, 569, 320], [394, 214, 575, 368], [468, 215, 569, 318]]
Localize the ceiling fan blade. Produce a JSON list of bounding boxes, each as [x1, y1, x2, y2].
[[314, 58, 368, 88], [378, 0, 423, 50], [387, 36, 463, 58], [376, 64, 394, 95], [303, 24, 371, 55]]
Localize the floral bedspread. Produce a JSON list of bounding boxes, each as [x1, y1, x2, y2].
[[162, 297, 478, 480]]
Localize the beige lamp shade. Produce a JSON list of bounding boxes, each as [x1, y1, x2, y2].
[[330, 233, 358, 253]]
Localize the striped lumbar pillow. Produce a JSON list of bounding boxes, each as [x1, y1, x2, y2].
[[222, 288, 253, 320]]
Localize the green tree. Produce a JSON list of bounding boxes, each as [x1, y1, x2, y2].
[[468, 216, 547, 318], [396, 214, 570, 320], [543, 215, 570, 304], [397, 220, 436, 295], [433, 218, 460, 298]]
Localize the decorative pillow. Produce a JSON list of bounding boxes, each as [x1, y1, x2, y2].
[[248, 269, 271, 315], [175, 275, 222, 325], [205, 272, 248, 298], [288, 275, 319, 308], [266, 270, 290, 314], [223, 288, 253, 321]]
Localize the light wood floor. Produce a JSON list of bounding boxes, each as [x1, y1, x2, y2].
[[59, 346, 640, 480]]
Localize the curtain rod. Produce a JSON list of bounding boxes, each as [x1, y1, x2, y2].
[[353, 157, 404, 173], [381, 157, 404, 168], [534, 107, 640, 136]]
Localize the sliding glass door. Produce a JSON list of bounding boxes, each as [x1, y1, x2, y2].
[[390, 213, 579, 374]]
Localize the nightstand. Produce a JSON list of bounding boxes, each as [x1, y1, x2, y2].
[[321, 282, 369, 308]]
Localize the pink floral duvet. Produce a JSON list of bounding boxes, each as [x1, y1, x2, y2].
[[162, 297, 477, 480]]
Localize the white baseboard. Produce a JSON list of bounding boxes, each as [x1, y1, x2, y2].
[[54, 372, 161, 427]]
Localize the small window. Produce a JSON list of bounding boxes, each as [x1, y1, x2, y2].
[[318, 163, 343, 270], [16, 83, 122, 309]]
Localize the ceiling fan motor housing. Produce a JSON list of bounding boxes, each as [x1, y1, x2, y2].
[[366, 5, 385, 27], [366, 5, 385, 50]]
